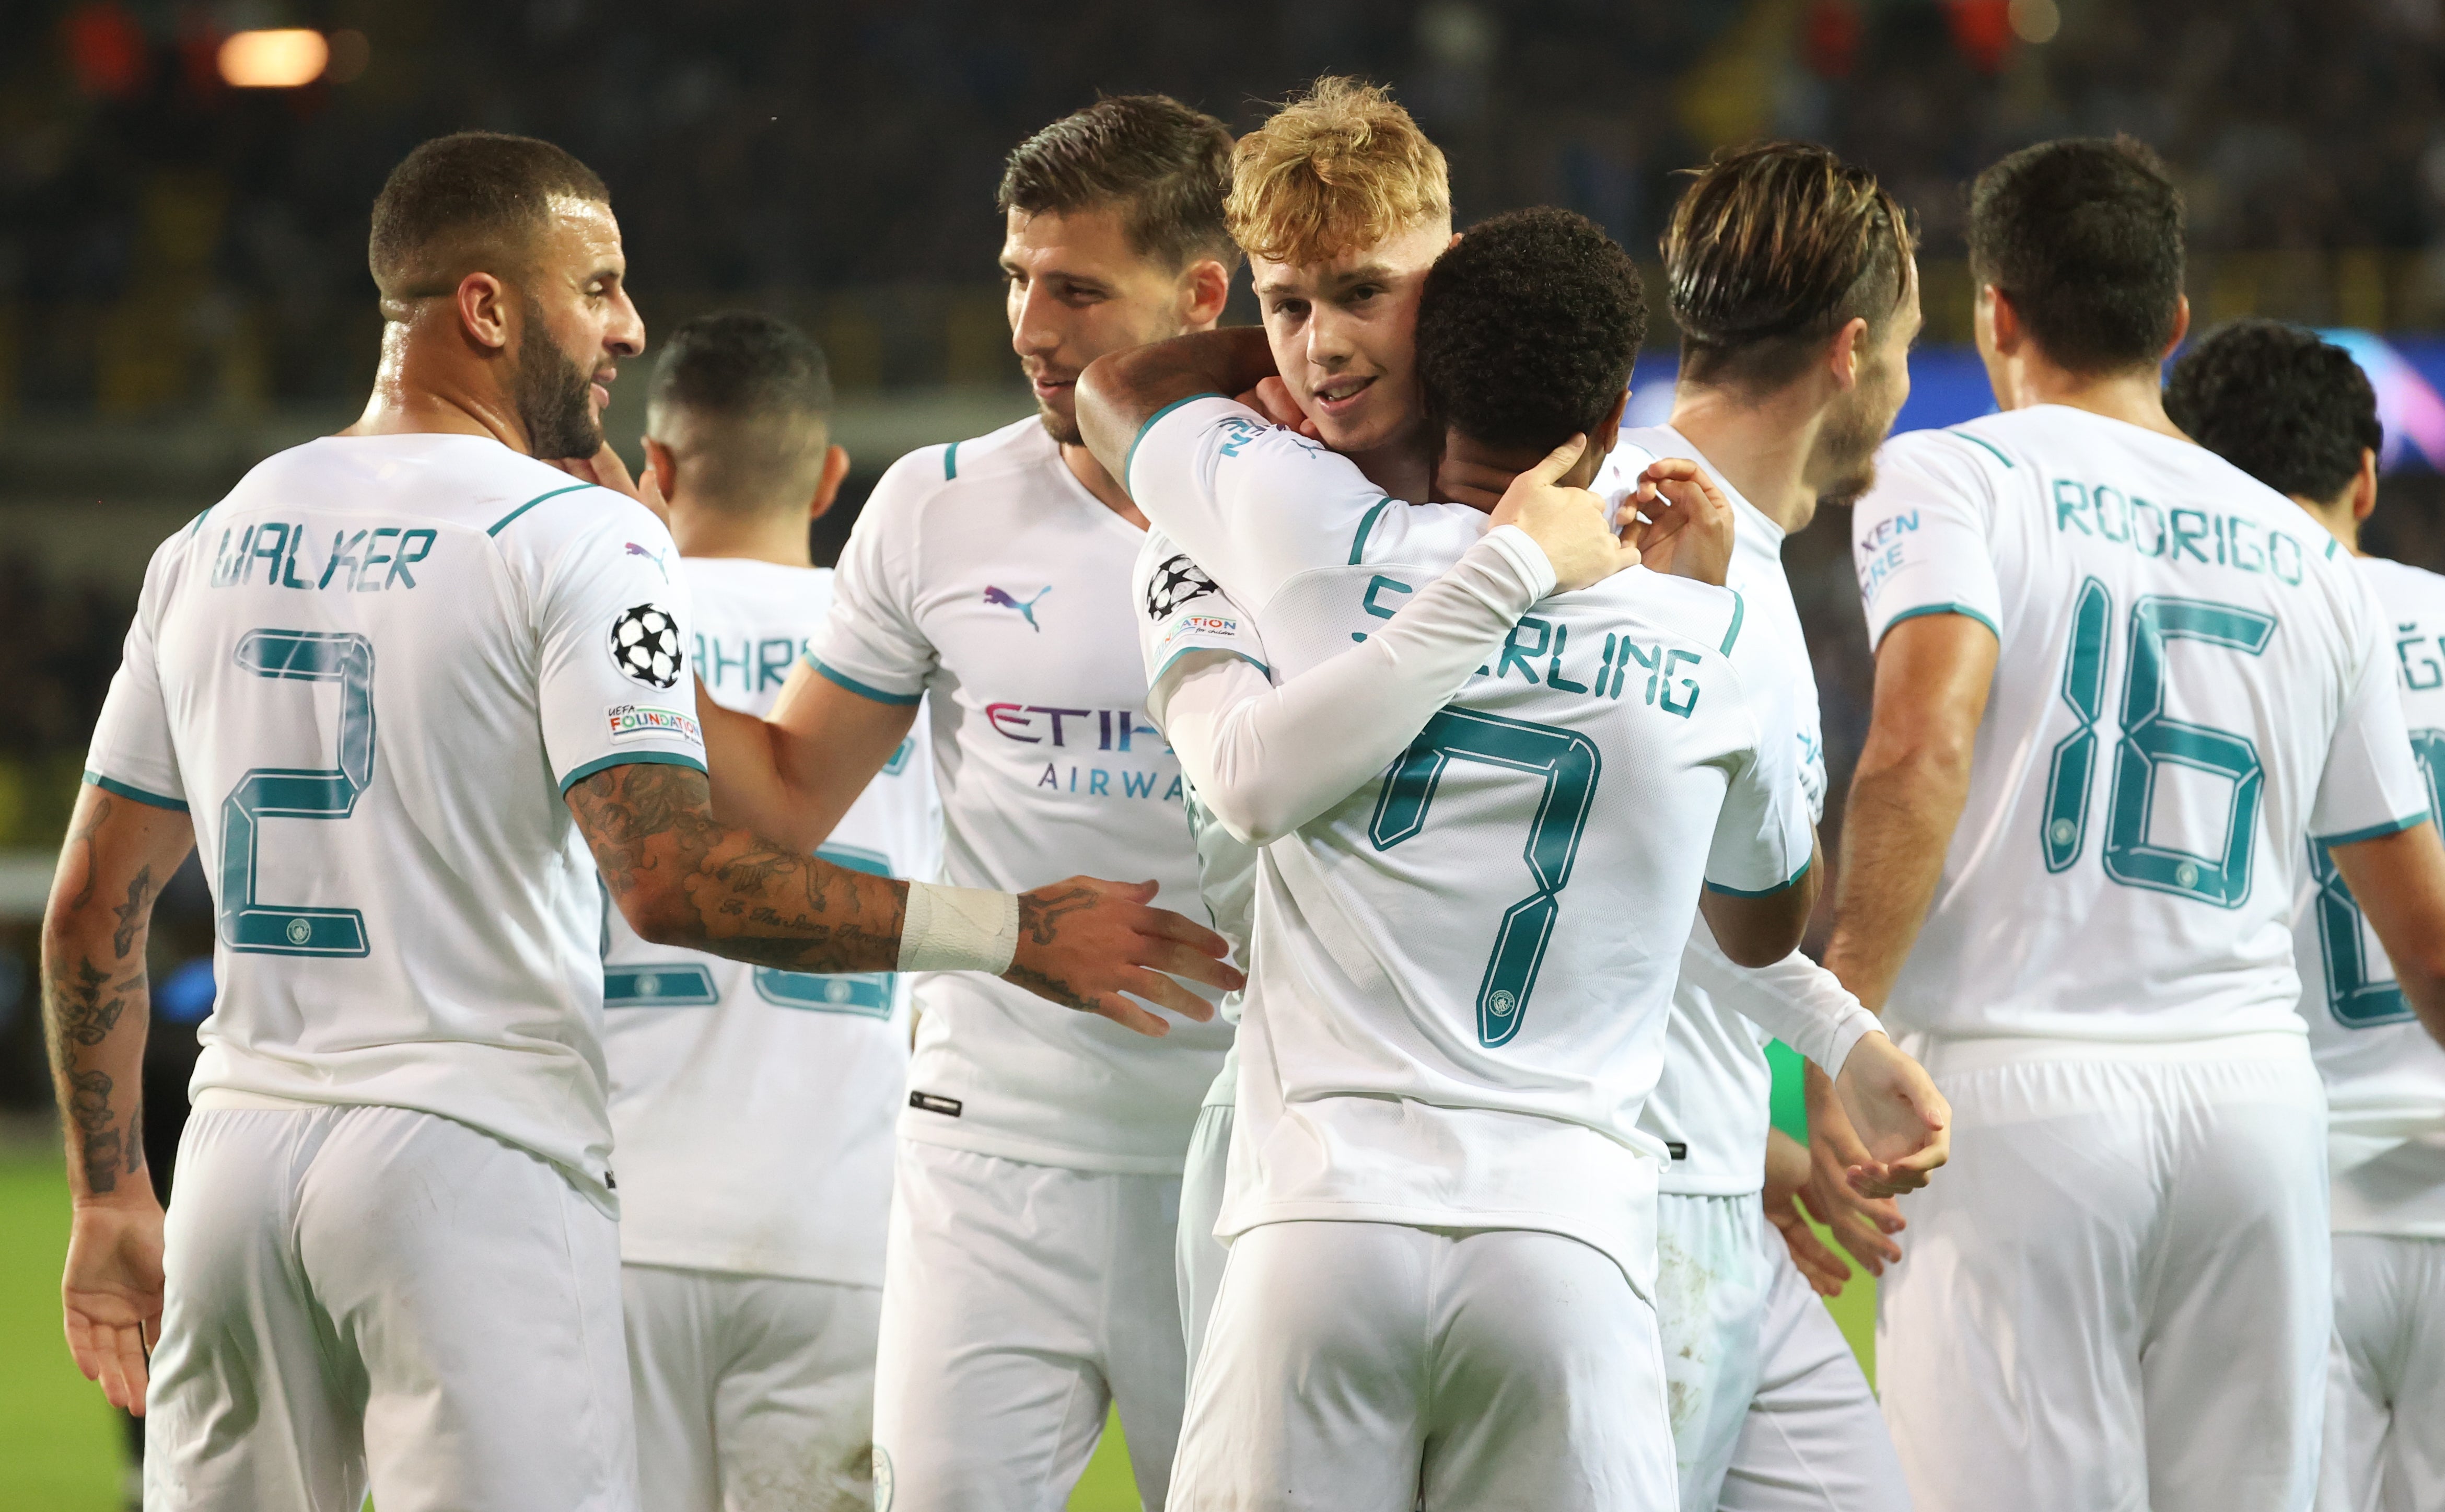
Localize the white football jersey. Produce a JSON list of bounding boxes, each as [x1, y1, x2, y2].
[[1854, 406, 2429, 1043], [603, 556, 942, 1286], [2292, 553, 2445, 1235], [83, 434, 708, 1212], [1596, 426, 1829, 1196], [807, 417, 1232, 1174], [1128, 396, 1813, 1287]]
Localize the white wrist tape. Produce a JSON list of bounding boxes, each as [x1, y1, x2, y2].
[[899, 882, 1020, 974]]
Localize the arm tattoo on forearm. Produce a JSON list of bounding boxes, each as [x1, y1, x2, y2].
[[44, 955, 148, 1194], [569, 762, 908, 974]]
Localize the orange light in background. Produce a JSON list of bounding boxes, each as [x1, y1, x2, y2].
[[217, 28, 328, 88]]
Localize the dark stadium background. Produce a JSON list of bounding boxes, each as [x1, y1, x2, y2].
[[6, 0, 2445, 1503]]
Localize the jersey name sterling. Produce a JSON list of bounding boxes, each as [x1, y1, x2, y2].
[[1358, 576, 1709, 714]]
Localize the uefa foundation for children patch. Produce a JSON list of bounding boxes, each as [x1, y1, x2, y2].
[[605, 703, 702, 746]]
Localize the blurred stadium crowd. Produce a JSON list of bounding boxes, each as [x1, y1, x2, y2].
[[8, 0, 2445, 996]]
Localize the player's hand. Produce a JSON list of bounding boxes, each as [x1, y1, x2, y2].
[[1801, 1061, 1906, 1275], [63, 1195, 166, 1415], [1235, 376, 1318, 438], [1487, 436, 1639, 592], [1830, 1031, 1951, 1196], [1003, 877, 1242, 1037], [1626, 457, 1736, 586], [553, 440, 671, 525], [1763, 1127, 1853, 1297]]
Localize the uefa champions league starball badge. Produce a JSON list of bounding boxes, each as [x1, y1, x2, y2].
[[609, 603, 683, 689]]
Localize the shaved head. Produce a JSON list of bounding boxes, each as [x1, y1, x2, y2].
[[368, 132, 610, 313]]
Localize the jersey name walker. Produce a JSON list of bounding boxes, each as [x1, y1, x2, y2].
[[1854, 406, 2429, 1043], [1128, 397, 1812, 1287], [604, 557, 942, 1285], [83, 434, 708, 1211], [807, 417, 1231, 1172], [2293, 553, 2445, 1235], [1596, 426, 1827, 1195]]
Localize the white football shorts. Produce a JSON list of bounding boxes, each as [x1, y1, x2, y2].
[[623, 1264, 880, 1512], [1175, 1096, 1232, 1376], [144, 1102, 635, 1512], [870, 1139, 1185, 1511], [2319, 1233, 2445, 1512]]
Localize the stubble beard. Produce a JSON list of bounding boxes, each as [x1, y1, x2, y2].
[[515, 296, 604, 460]]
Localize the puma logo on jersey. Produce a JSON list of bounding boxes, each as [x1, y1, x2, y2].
[[983, 585, 1050, 631], [624, 541, 670, 580]]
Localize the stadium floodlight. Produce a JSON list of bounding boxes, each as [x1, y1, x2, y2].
[[218, 29, 330, 88]]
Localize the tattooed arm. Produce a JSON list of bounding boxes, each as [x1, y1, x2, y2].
[[42, 783, 195, 1413], [566, 761, 1238, 1036]]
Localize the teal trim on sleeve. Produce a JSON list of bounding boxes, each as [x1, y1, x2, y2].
[[2319, 810, 2433, 847], [810, 658, 925, 707], [2327, 537, 2342, 560], [1719, 590, 1747, 656], [1124, 391, 1227, 492], [1706, 854, 1813, 898], [1947, 430, 2016, 469], [488, 483, 595, 537], [1150, 645, 1273, 687], [185, 507, 213, 537], [84, 771, 190, 813], [1348, 498, 1395, 565], [557, 750, 707, 794], [944, 441, 960, 481], [1881, 601, 2001, 641]]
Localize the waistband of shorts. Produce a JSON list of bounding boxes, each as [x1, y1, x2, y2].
[[192, 1087, 329, 1112], [1902, 1029, 2312, 1078]]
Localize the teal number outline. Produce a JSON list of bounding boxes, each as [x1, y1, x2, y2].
[[1367, 708, 1600, 1047], [2040, 577, 2112, 871], [2100, 596, 2277, 907], [219, 630, 376, 957], [2312, 728, 2445, 1028]]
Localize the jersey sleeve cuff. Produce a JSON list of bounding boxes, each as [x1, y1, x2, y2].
[[2318, 810, 2434, 847], [1705, 854, 1812, 899], [805, 655, 925, 707], [1869, 601, 2001, 650], [83, 770, 189, 812], [558, 749, 708, 794]]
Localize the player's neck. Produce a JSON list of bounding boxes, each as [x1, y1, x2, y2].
[[670, 506, 814, 568], [1345, 430, 1436, 507], [1665, 385, 1821, 534], [1062, 439, 1150, 530], [1993, 355, 2186, 442], [341, 320, 536, 452]]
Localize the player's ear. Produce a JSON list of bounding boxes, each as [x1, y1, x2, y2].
[[2353, 447, 2380, 526], [643, 435, 678, 504], [1829, 316, 1870, 392], [810, 443, 852, 521], [1181, 257, 1232, 332], [2161, 294, 2192, 360], [1595, 386, 1629, 447], [457, 271, 513, 352]]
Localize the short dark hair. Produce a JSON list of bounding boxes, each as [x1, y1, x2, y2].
[[998, 95, 1238, 271], [647, 311, 834, 514], [1415, 208, 1646, 451], [1667, 142, 1914, 390], [369, 132, 609, 304], [2165, 319, 2381, 504], [1967, 136, 2184, 376]]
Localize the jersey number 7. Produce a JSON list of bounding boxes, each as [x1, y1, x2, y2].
[[2040, 578, 2276, 908], [219, 629, 376, 958]]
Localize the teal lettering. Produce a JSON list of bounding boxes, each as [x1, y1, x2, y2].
[[354, 528, 400, 591], [1659, 649, 1703, 717], [711, 637, 749, 688], [1624, 641, 1661, 704], [757, 637, 794, 689], [1362, 575, 1413, 620], [212, 526, 252, 587], [1545, 623, 1589, 694], [1497, 618, 1551, 683], [2093, 485, 2130, 544], [2053, 479, 2093, 534], [318, 530, 367, 590], [2272, 531, 2304, 586], [2132, 499, 2167, 557], [249, 522, 288, 585], [386, 529, 436, 588], [1164, 774, 1184, 802], [280, 525, 312, 588], [2231, 518, 2266, 573], [1088, 770, 1110, 795], [2170, 508, 2211, 563], [1123, 769, 1158, 798]]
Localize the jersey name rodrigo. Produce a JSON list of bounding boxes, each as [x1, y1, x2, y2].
[[805, 416, 1231, 1174], [1127, 395, 1812, 1290], [82, 434, 708, 1214], [603, 556, 941, 1286], [1854, 405, 2429, 1044]]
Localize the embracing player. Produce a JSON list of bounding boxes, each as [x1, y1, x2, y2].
[[41, 132, 1229, 1511], [603, 311, 940, 1511], [1826, 138, 2445, 1512], [1088, 207, 1943, 1510], [691, 97, 1241, 1506], [1577, 142, 1930, 1511], [2166, 318, 2445, 1512]]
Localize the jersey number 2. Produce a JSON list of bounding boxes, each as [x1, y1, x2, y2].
[[2311, 729, 2445, 1028], [219, 630, 376, 957], [1369, 708, 1600, 1048], [2040, 579, 2275, 907]]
